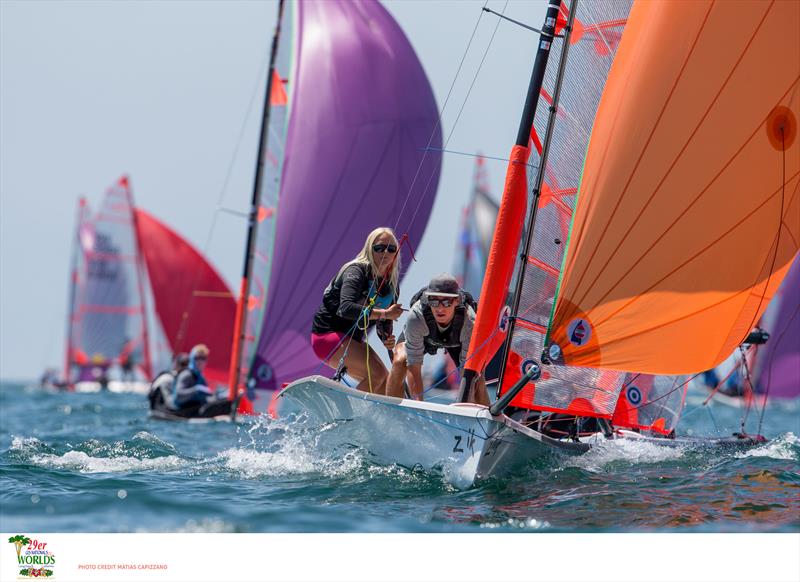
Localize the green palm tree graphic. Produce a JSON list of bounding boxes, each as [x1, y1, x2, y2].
[[8, 535, 31, 559]]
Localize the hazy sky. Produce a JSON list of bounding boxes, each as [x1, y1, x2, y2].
[[0, 0, 549, 380]]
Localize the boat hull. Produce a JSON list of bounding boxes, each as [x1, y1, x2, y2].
[[74, 380, 150, 394], [277, 376, 588, 488]]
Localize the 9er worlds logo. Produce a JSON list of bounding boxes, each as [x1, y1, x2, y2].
[[8, 535, 56, 578]]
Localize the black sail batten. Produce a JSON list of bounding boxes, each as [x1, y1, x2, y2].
[[229, 0, 287, 397], [490, 0, 579, 413]]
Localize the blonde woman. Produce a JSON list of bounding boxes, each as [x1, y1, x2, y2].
[[311, 227, 403, 394]]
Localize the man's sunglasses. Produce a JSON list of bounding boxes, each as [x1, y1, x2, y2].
[[372, 243, 397, 254], [194, 356, 208, 361], [428, 298, 456, 308]]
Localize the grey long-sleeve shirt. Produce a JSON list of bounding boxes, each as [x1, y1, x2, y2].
[[403, 301, 475, 369]]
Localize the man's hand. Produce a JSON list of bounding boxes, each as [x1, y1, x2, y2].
[[382, 334, 396, 350]]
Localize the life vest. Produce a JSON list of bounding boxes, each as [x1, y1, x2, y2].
[[148, 370, 177, 410], [409, 287, 477, 361]]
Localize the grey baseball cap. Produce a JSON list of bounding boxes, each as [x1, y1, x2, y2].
[[425, 273, 460, 298]]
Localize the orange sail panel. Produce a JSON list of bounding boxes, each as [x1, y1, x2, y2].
[[549, 0, 800, 375], [464, 145, 530, 374], [134, 209, 235, 387]]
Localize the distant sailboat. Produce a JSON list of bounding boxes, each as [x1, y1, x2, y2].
[[64, 177, 152, 393], [279, 0, 799, 487], [700, 255, 800, 407], [454, 158, 499, 300], [227, 0, 442, 413]]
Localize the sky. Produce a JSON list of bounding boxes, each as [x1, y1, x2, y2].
[[0, 0, 549, 380]]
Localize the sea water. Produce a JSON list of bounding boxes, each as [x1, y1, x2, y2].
[[1, 381, 798, 532]]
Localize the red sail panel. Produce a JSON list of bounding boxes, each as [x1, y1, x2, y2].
[[464, 145, 530, 374], [612, 374, 688, 436], [549, 0, 800, 375], [134, 209, 235, 387]]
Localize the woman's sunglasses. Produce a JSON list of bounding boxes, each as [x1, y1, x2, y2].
[[372, 243, 397, 254], [428, 298, 456, 308]]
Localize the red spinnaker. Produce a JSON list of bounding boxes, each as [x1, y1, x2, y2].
[[134, 209, 235, 386]]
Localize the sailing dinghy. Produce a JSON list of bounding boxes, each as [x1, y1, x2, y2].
[[65, 177, 152, 394], [698, 255, 800, 408], [134, 209, 237, 421], [279, 0, 799, 487], [227, 0, 442, 414]]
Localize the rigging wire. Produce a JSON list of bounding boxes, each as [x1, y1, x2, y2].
[[422, 147, 537, 167], [405, 0, 511, 232], [172, 44, 272, 351], [392, 0, 492, 233]]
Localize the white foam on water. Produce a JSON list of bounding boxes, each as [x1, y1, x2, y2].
[[479, 517, 551, 530], [735, 432, 799, 461], [30, 450, 186, 473], [217, 445, 364, 479], [564, 438, 685, 473], [11, 436, 44, 450], [442, 450, 481, 490]]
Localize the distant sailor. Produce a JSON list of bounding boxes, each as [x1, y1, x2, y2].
[[148, 352, 189, 410], [172, 344, 214, 412], [311, 227, 403, 394], [386, 273, 489, 405]]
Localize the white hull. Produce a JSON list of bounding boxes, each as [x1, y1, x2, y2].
[[277, 376, 588, 489], [74, 380, 150, 394]]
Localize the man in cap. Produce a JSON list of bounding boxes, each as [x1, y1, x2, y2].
[[386, 274, 488, 404]]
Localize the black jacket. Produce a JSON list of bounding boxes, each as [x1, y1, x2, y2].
[[312, 263, 397, 342]]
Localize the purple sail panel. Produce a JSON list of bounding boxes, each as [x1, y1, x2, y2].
[[755, 256, 800, 399], [247, 0, 442, 405]]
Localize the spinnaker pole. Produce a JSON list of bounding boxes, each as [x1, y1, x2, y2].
[[459, 0, 571, 404], [490, 0, 579, 413], [228, 0, 287, 401]]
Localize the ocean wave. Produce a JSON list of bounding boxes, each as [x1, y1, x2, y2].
[[217, 444, 364, 479], [564, 438, 686, 472], [29, 450, 186, 473], [735, 432, 800, 461]]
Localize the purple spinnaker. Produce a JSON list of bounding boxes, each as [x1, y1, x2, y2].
[[756, 256, 800, 399], [247, 0, 442, 401]]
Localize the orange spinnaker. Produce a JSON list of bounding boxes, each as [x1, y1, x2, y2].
[[465, 145, 530, 373], [550, 0, 800, 375]]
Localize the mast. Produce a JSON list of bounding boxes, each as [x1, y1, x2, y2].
[[489, 0, 578, 414], [459, 0, 566, 403], [64, 197, 87, 384], [228, 0, 287, 400], [126, 177, 153, 379]]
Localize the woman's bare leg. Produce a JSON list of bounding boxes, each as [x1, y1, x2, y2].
[[326, 340, 387, 394]]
